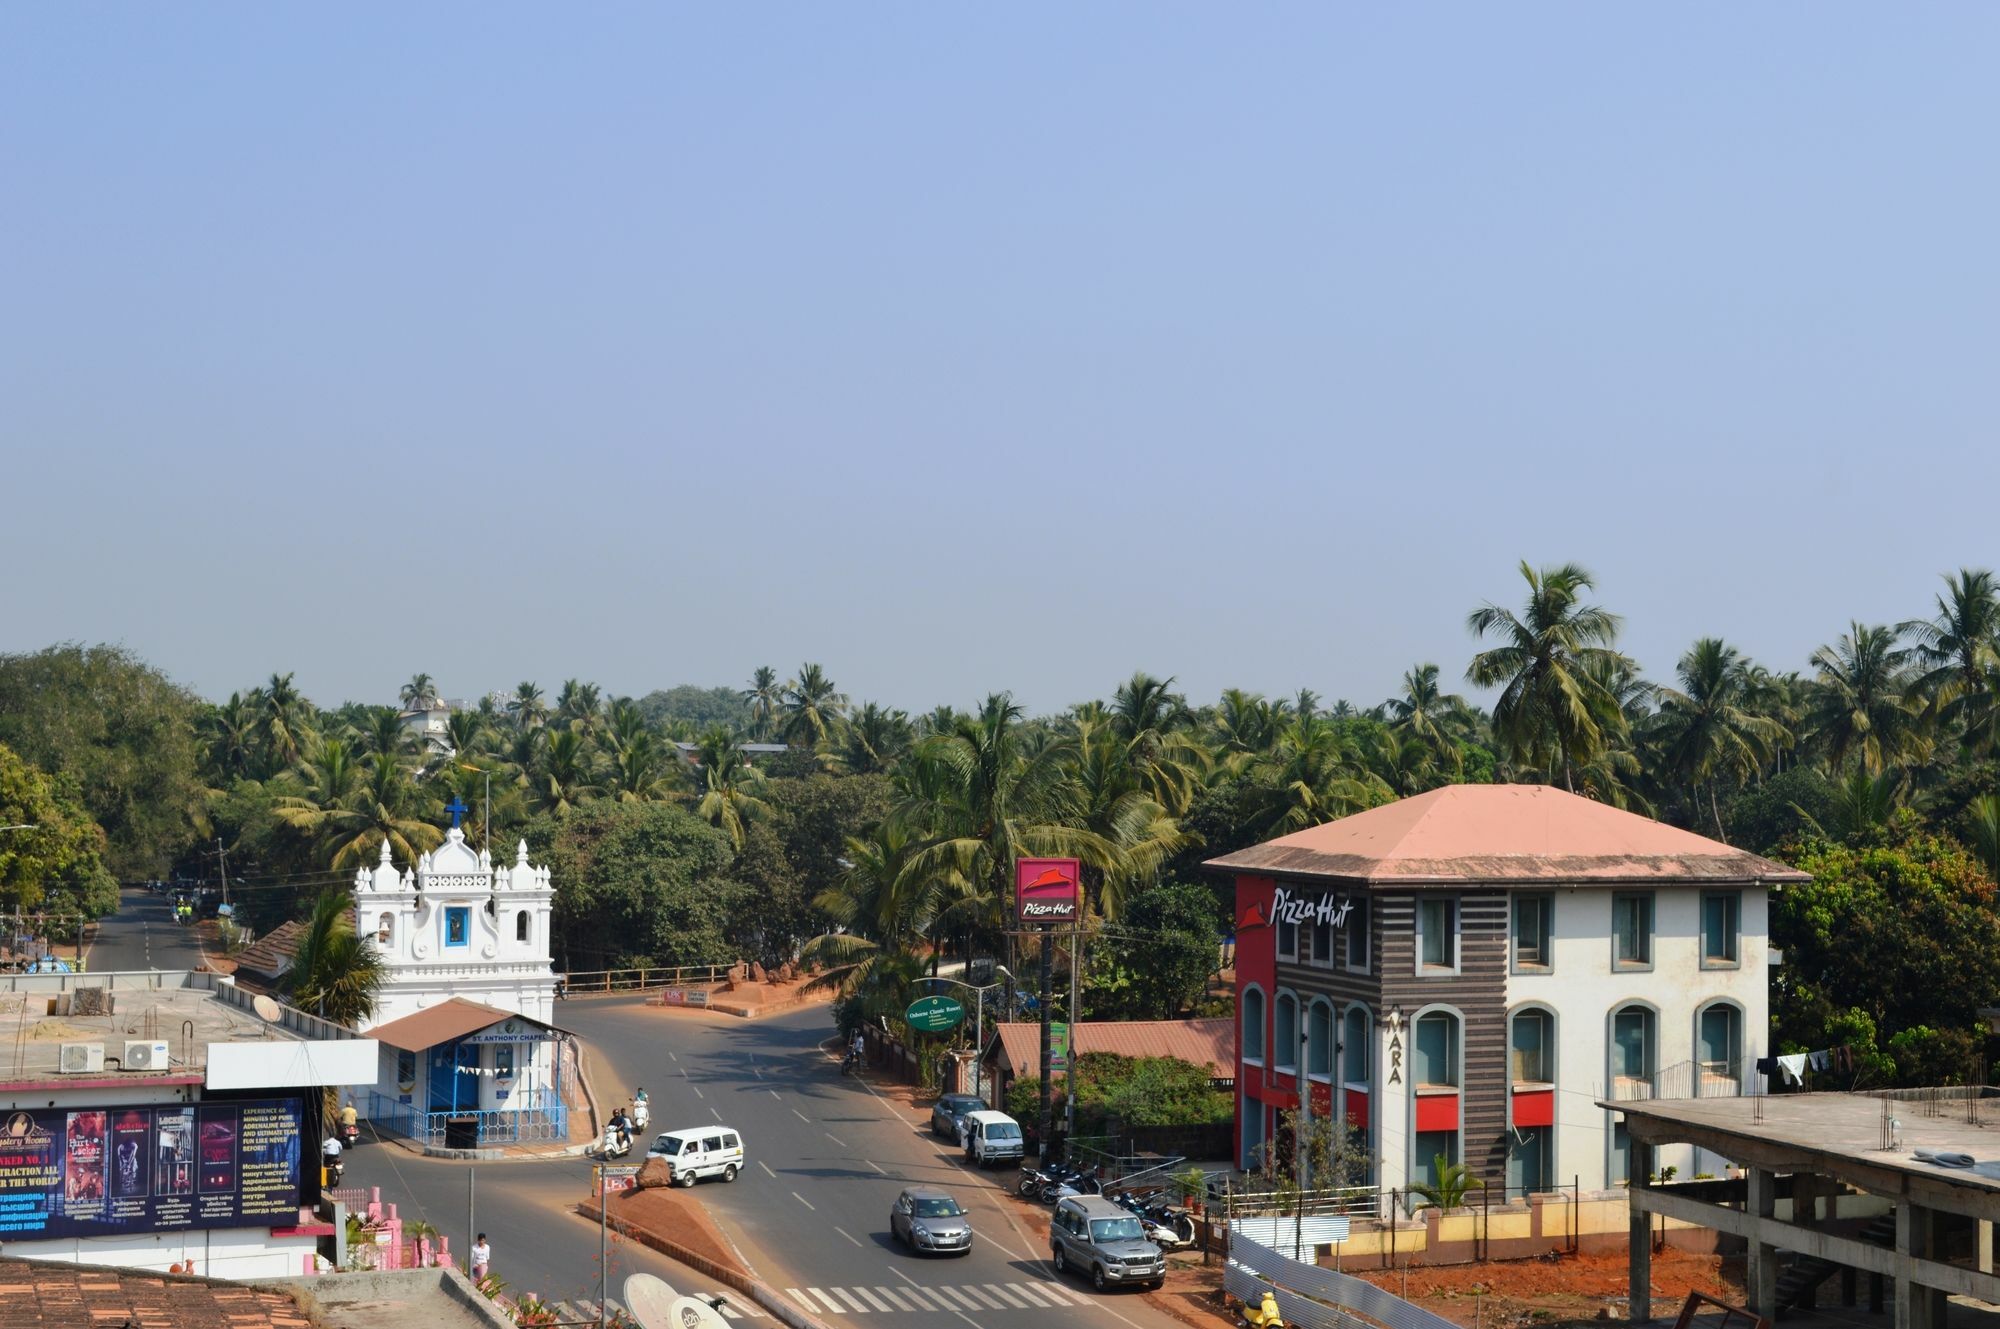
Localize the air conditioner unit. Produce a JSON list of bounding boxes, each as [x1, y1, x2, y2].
[[123, 1041, 171, 1072], [59, 1043, 105, 1073]]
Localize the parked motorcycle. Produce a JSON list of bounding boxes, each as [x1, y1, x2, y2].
[[1045, 1163, 1104, 1203], [1237, 1290, 1285, 1329]]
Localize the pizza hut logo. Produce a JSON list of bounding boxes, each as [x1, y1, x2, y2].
[[1015, 859, 1080, 924]]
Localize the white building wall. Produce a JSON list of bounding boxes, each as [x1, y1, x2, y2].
[[15, 1226, 319, 1278], [1506, 884, 1770, 1192]]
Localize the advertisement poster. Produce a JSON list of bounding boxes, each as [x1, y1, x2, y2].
[[1015, 857, 1080, 924], [0, 1098, 301, 1241]]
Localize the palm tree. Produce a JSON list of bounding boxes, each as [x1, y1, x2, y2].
[[555, 680, 602, 733], [607, 732, 678, 803], [274, 746, 443, 870], [832, 703, 915, 775], [1105, 672, 1207, 816], [399, 674, 440, 711], [201, 692, 260, 782], [1387, 663, 1473, 774], [1210, 689, 1285, 767], [358, 708, 410, 760], [692, 727, 767, 849], [1966, 794, 2000, 884], [1806, 623, 1920, 774], [508, 682, 548, 731], [1408, 1155, 1486, 1212], [1903, 570, 2000, 756], [801, 821, 938, 1007], [1794, 768, 1902, 842], [1248, 715, 1391, 835], [1466, 561, 1630, 789], [257, 672, 315, 775], [444, 711, 487, 758], [530, 729, 601, 816], [1652, 639, 1790, 838], [286, 888, 383, 1027], [782, 664, 847, 748], [1063, 714, 1195, 918], [743, 667, 786, 742]]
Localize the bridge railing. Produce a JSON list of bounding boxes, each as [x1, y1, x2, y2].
[[558, 963, 736, 995]]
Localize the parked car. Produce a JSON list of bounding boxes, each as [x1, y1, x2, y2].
[[961, 1110, 1024, 1168], [1050, 1195, 1166, 1291], [928, 1094, 985, 1141], [646, 1127, 745, 1186], [889, 1186, 972, 1255]]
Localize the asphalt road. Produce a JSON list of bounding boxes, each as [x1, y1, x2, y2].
[[557, 996, 1186, 1329], [88, 886, 206, 971]]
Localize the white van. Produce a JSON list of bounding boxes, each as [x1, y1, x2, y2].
[[646, 1126, 745, 1186], [961, 1110, 1024, 1167]]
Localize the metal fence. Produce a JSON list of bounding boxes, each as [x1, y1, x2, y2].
[[559, 963, 736, 995], [363, 1090, 568, 1149], [1227, 1225, 1458, 1329]]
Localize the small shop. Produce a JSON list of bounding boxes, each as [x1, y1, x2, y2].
[[361, 999, 570, 1150]]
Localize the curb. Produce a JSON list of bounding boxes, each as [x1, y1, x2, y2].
[[576, 1201, 832, 1329]]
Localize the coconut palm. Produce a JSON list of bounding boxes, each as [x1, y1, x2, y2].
[[1210, 689, 1286, 767], [508, 682, 548, 731], [607, 733, 678, 803], [783, 663, 847, 748], [1466, 561, 1630, 789], [1806, 623, 1921, 774], [201, 692, 260, 782], [1652, 639, 1790, 838], [1389, 665, 1472, 749], [444, 711, 487, 758], [400, 674, 440, 711], [1966, 794, 2000, 884], [1105, 673, 1208, 816], [1248, 715, 1391, 835], [743, 667, 786, 741], [692, 727, 767, 849], [256, 672, 315, 775], [286, 888, 383, 1027], [832, 703, 915, 775], [802, 821, 940, 1004], [357, 708, 410, 760], [555, 680, 602, 733], [1903, 570, 2000, 756], [530, 729, 601, 816], [1794, 768, 1902, 842], [1063, 714, 1196, 918]]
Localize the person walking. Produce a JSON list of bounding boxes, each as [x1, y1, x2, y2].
[[471, 1233, 491, 1282]]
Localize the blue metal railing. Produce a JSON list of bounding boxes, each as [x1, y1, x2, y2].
[[365, 1090, 567, 1147]]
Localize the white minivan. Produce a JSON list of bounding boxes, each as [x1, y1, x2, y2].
[[647, 1126, 745, 1186]]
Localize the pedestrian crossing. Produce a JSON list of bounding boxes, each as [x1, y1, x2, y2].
[[783, 1280, 1096, 1315], [547, 1291, 766, 1321]]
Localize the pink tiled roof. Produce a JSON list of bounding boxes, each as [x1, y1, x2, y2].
[[1205, 783, 1808, 885], [985, 1019, 1234, 1079]]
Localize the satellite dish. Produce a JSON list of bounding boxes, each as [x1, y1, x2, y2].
[[252, 995, 283, 1022], [665, 1296, 731, 1329], [621, 1275, 685, 1329]]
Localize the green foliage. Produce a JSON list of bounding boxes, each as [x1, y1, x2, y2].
[[287, 888, 383, 1026], [635, 685, 751, 734], [528, 801, 749, 970], [1005, 1052, 1232, 1131], [0, 743, 119, 916], [1089, 881, 1220, 1021], [0, 644, 205, 879], [1724, 768, 1834, 855], [1408, 1154, 1486, 1212]]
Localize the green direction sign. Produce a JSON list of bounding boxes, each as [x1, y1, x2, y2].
[[905, 995, 965, 1034]]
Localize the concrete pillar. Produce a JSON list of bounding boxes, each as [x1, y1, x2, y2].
[[1795, 1175, 1818, 1311], [1896, 1201, 1931, 1329], [1629, 1140, 1654, 1325], [1981, 1218, 1994, 1276], [1747, 1168, 1779, 1318]]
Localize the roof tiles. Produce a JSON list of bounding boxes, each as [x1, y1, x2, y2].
[[986, 1019, 1234, 1079]]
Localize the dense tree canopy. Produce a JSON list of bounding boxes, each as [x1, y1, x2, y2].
[[0, 743, 118, 917]]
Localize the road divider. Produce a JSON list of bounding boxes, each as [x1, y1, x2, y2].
[[578, 1199, 834, 1329]]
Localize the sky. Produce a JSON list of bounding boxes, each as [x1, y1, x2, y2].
[[5, 6, 1999, 717]]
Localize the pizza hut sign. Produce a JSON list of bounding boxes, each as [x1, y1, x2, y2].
[[1016, 858, 1080, 925], [1269, 888, 1357, 929]]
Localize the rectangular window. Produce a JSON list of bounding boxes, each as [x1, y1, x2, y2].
[[494, 1045, 515, 1078], [1345, 904, 1370, 972], [1611, 894, 1653, 969], [1510, 1012, 1551, 1083], [1702, 892, 1740, 967], [1512, 894, 1552, 970], [1698, 1006, 1739, 1073], [395, 1049, 416, 1092], [1413, 1014, 1458, 1087], [1507, 1125, 1553, 1194], [1311, 920, 1333, 968], [1277, 917, 1298, 962], [444, 906, 470, 948], [1414, 1130, 1459, 1182], [1418, 898, 1457, 971], [1612, 1009, 1652, 1082]]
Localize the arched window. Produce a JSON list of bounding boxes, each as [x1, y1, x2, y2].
[[1307, 1001, 1334, 1079], [1510, 1007, 1554, 1084], [376, 913, 394, 946], [1342, 1005, 1370, 1082], [1274, 993, 1299, 1073], [1610, 1004, 1657, 1092], [1697, 1002, 1742, 1092], [1242, 987, 1266, 1065], [1413, 1010, 1460, 1088], [515, 911, 530, 943]]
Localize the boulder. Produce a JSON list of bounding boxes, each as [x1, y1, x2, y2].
[[636, 1156, 676, 1190], [750, 962, 768, 984]]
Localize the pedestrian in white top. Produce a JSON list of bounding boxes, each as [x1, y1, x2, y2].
[[471, 1234, 491, 1281]]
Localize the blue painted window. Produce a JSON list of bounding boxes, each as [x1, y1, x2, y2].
[[445, 907, 469, 948]]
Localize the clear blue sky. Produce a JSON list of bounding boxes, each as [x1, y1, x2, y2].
[[5, 6, 1997, 715]]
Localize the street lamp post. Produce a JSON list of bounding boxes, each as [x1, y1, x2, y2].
[[925, 968, 1013, 1102]]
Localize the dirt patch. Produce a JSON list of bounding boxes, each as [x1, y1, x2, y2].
[[601, 1184, 749, 1280], [1352, 1248, 1747, 1327]]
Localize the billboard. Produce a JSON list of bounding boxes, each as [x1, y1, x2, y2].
[[0, 1097, 304, 1241], [1015, 858, 1080, 925]]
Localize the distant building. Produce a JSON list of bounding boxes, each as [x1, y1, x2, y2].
[[396, 699, 453, 754], [230, 919, 306, 992], [349, 808, 567, 1149], [1207, 784, 1807, 1200]]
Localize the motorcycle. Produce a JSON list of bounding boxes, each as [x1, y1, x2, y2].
[[1045, 1163, 1104, 1203], [590, 1127, 632, 1160], [841, 1050, 862, 1076], [322, 1155, 344, 1187], [1237, 1289, 1285, 1329], [340, 1121, 360, 1150]]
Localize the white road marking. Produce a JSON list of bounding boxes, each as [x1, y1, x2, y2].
[[936, 1287, 982, 1310], [806, 1288, 846, 1313], [885, 1271, 982, 1329], [852, 1287, 892, 1311], [833, 1225, 863, 1248], [864, 1159, 887, 1175], [962, 1286, 1006, 1310], [669, 1051, 679, 1062], [792, 1109, 809, 1123], [830, 1288, 869, 1312], [875, 1287, 916, 1312], [1010, 1282, 1061, 1306], [787, 1290, 815, 1312], [824, 1131, 846, 1148], [983, 1284, 1030, 1308], [768, 1090, 781, 1100], [791, 1191, 815, 1211], [757, 1160, 776, 1178], [692, 1084, 705, 1098], [710, 1107, 723, 1122]]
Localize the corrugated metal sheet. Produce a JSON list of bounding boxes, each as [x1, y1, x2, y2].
[[1229, 1228, 1458, 1329], [987, 1019, 1234, 1078], [1230, 1216, 1351, 1246]]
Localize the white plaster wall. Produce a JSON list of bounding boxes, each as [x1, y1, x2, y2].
[[14, 1226, 318, 1279], [1506, 885, 1770, 1191]]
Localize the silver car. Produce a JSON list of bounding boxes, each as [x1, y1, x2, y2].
[[890, 1187, 973, 1255], [1050, 1195, 1165, 1291]]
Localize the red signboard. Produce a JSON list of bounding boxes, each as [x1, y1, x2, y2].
[[1015, 858, 1080, 925], [1415, 1092, 1460, 1133], [1511, 1088, 1554, 1128]]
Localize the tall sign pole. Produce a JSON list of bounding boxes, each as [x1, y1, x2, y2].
[[1017, 859, 1079, 1166]]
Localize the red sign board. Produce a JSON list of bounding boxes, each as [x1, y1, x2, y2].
[[1015, 858, 1080, 925]]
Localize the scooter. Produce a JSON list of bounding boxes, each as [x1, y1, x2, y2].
[[1237, 1290, 1285, 1329], [591, 1127, 632, 1160], [341, 1120, 360, 1150], [323, 1155, 345, 1187], [1045, 1164, 1104, 1203], [632, 1098, 649, 1132]]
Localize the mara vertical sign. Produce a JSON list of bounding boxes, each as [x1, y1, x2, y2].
[[1015, 858, 1080, 925]]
